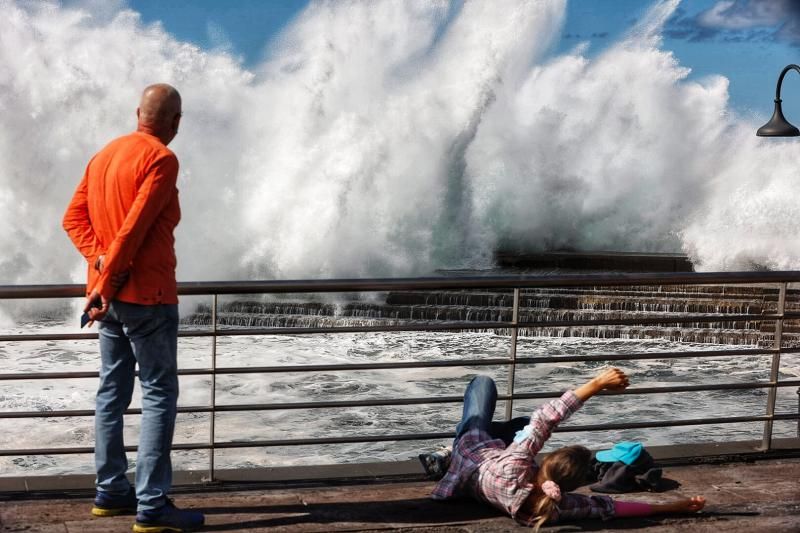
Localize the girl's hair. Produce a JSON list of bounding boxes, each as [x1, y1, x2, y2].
[[531, 445, 592, 531]]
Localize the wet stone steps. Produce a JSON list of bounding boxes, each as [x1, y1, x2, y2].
[[182, 284, 800, 347], [385, 292, 765, 313], [188, 309, 765, 329]]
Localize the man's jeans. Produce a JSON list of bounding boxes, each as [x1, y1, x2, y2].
[[95, 301, 179, 511], [455, 375, 529, 445]]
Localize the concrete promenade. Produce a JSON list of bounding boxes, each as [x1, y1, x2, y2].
[[1, 457, 799, 532]]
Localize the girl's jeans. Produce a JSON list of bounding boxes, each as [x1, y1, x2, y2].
[[95, 301, 179, 511], [455, 375, 529, 445]]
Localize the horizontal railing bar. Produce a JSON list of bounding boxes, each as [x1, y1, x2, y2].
[[0, 446, 93, 456], [0, 398, 467, 418], [0, 323, 512, 342], [195, 349, 776, 374], [5, 271, 800, 300], [3, 413, 800, 456], [556, 413, 800, 433], [0, 333, 99, 342], [0, 432, 457, 456], [193, 414, 800, 445], [0, 348, 777, 381], [0, 367, 233, 381], [0, 406, 212, 418], [0, 371, 99, 380], [188, 349, 780, 374], [516, 380, 800, 399], [197, 432, 456, 449], [198, 413, 800, 446], [185, 349, 777, 375], [4, 381, 800, 418], [209, 348, 776, 372], [158, 381, 800, 411]]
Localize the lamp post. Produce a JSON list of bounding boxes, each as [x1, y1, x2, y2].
[[757, 64, 800, 137], [756, 65, 800, 439]]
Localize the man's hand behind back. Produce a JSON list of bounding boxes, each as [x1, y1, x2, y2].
[[95, 255, 130, 290], [83, 290, 109, 327]]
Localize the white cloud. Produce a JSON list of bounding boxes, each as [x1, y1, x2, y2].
[[698, 0, 796, 30]]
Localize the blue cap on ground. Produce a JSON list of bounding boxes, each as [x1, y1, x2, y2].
[[595, 441, 643, 465]]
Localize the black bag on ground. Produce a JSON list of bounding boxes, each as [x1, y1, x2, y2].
[[589, 448, 665, 493]]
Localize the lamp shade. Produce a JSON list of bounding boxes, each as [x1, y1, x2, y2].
[[757, 99, 800, 137]]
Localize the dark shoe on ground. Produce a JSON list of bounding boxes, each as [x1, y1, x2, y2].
[[418, 446, 452, 480], [91, 487, 137, 517], [133, 499, 205, 532]]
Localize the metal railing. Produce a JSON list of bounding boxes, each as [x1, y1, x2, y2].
[[2, 271, 800, 483]]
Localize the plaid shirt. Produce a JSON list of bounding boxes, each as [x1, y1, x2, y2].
[[432, 390, 615, 525]]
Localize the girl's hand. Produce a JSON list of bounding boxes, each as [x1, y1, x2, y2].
[[676, 496, 706, 512], [573, 368, 629, 401], [654, 496, 706, 514], [593, 368, 630, 391]]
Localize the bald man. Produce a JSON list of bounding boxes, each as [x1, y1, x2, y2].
[[64, 84, 204, 532]]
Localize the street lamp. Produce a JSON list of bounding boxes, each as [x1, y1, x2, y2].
[[757, 64, 800, 137], [756, 64, 800, 439]]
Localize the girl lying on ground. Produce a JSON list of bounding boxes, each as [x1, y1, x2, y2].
[[429, 368, 706, 529]]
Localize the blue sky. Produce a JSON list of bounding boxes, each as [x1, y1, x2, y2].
[[126, 0, 800, 122]]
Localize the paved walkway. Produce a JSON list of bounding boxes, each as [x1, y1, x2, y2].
[[1, 458, 799, 532]]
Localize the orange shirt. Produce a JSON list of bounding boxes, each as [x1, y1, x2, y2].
[[63, 131, 181, 305]]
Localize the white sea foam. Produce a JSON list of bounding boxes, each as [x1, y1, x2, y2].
[[0, 0, 798, 292], [0, 329, 795, 475]]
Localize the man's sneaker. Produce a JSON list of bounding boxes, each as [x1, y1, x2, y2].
[[418, 446, 452, 480], [133, 499, 205, 533], [91, 487, 137, 517]]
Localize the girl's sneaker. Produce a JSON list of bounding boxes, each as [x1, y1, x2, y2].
[[132, 499, 205, 532], [418, 446, 452, 480], [91, 487, 137, 516]]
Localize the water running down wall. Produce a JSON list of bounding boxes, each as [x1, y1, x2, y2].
[[182, 284, 791, 346]]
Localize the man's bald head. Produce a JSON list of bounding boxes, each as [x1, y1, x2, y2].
[[136, 83, 182, 145]]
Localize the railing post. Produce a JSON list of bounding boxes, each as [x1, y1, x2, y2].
[[504, 288, 520, 420], [208, 294, 218, 482], [761, 282, 786, 451]]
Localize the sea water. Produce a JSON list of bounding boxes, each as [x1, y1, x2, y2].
[[1, 317, 798, 477]]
